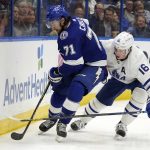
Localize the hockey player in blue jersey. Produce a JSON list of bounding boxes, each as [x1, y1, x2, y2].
[[71, 32, 150, 140], [38, 5, 107, 142]]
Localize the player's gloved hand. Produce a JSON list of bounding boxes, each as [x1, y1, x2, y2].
[[48, 67, 62, 85], [146, 97, 150, 118]]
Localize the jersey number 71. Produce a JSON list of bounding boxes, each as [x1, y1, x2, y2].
[[63, 44, 76, 56]]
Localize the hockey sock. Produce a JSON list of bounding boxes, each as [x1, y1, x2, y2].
[[81, 98, 106, 123], [60, 81, 85, 124], [120, 87, 148, 125], [49, 92, 66, 117]]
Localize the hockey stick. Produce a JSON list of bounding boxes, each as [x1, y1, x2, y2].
[[11, 81, 51, 141], [10, 110, 146, 122]]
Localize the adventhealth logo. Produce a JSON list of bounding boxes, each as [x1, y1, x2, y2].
[[3, 44, 50, 106], [38, 44, 43, 70], [3, 73, 49, 106]]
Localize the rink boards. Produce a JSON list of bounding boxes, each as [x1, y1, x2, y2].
[[0, 37, 149, 135]]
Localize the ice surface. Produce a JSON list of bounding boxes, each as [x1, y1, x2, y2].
[[0, 101, 150, 150]]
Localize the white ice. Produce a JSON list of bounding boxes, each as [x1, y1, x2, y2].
[[0, 101, 150, 150]]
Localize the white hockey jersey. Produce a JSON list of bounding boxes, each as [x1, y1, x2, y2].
[[101, 39, 150, 96]]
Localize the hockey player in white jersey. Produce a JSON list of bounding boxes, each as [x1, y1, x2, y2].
[[71, 32, 150, 140]]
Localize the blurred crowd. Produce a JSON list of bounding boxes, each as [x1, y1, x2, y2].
[[0, 0, 150, 38]]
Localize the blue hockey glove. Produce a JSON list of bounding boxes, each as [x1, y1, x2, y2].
[[48, 67, 62, 84], [146, 97, 150, 118]]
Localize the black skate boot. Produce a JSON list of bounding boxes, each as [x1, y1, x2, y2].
[[39, 119, 57, 132], [71, 120, 87, 131], [115, 121, 127, 140], [56, 122, 67, 142]]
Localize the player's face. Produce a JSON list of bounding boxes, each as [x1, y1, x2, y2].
[[48, 20, 62, 33], [114, 48, 127, 60]]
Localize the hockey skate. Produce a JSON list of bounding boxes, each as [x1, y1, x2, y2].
[[56, 122, 67, 142], [114, 121, 127, 140], [39, 119, 57, 133], [71, 120, 87, 131]]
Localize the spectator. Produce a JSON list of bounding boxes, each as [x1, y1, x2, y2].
[[89, 2, 105, 36], [16, 1, 28, 23], [74, 5, 85, 18], [69, 0, 85, 16], [24, 8, 38, 36], [0, 9, 9, 36], [127, 15, 150, 37], [111, 11, 119, 37], [115, 5, 131, 31], [111, 23, 119, 37], [14, 1, 38, 36], [69, 0, 97, 15], [96, 0, 118, 7], [124, 0, 135, 25], [73, 5, 89, 26], [13, 6, 23, 36], [134, 0, 150, 24], [103, 6, 115, 37]]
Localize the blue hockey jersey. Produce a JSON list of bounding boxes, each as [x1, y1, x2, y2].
[[57, 18, 107, 76]]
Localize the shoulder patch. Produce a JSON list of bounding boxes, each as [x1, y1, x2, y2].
[[60, 31, 68, 40]]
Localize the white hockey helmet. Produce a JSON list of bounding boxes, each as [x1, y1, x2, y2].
[[113, 32, 134, 55]]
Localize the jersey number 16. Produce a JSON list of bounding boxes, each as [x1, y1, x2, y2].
[[139, 64, 149, 75]]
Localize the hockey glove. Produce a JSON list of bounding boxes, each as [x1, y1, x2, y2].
[[48, 67, 62, 85], [146, 97, 150, 118]]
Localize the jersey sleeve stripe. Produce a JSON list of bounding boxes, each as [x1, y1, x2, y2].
[[146, 85, 150, 91], [63, 57, 84, 66], [143, 78, 150, 90], [86, 60, 107, 66], [92, 30, 102, 50]]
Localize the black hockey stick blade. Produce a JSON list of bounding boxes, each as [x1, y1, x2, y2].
[[11, 132, 24, 140], [10, 81, 51, 140]]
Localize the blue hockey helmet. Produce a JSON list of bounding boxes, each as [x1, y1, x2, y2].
[[46, 5, 69, 22]]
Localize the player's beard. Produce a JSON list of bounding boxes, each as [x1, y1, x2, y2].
[[59, 17, 71, 34], [59, 22, 66, 34]]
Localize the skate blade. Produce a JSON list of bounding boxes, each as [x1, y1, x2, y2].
[[56, 135, 66, 143], [114, 134, 126, 141]]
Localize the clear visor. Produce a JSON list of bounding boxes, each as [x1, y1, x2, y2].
[[114, 47, 129, 60], [114, 47, 128, 54], [46, 19, 60, 29], [46, 21, 51, 29]]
